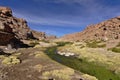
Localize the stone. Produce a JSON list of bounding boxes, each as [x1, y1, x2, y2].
[[31, 30, 46, 40], [0, 6, 12, 17]]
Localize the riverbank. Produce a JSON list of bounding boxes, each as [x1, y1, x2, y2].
[[45, 46, 120, 80]]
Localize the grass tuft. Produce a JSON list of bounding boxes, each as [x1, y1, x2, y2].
[[2, 56, 20, 65]]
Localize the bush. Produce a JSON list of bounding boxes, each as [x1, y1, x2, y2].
[[86, 40, 106, 48], [40, 40, 49, 43], [29, 41, 39, 47], [2, 56, 20, 65], [56, 42, 73, 46], [42, 68, 74, 80], [109, 47, 120, 53]]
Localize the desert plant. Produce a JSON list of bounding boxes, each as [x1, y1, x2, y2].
[[42, 68, 74, 80], [40, 39, 50, 43], [2, 56, 20, 65], [29, 41, 39, 47], [86, 40, 106, 48], [109, 47, 120, 53], [56, 42, 73, 46]]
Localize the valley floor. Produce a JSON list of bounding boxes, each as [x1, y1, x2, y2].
[[0, 40, 119, 80]]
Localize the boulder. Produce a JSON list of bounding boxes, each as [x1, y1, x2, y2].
[[32, 30, 46, 40]]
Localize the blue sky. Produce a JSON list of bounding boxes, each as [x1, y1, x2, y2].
[[0, 0, 120, 36]]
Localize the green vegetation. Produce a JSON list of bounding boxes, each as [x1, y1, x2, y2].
[[45, 47, 120, 80], [42, 68, 74, 80], [86, 40, 106, 48], [108, 47, 120, 53], [29, 40, 39, 47], [108, 42, 120, 53], [116, 42, 120, 47], [40, 39, 50, 43], [56, 42, 73, 46], [2, 56, 20, 65]]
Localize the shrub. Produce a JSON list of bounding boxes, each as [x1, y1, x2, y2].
[[42, 68, 74, 80], [109, 47, 120, 53], [56, 42, 73, 46], [86, 40, 106, 48], [40, 40, 49, 43], [2, 56, 20, 65]]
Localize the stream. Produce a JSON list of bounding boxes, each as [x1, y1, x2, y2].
[[45, 46, 120, 80]]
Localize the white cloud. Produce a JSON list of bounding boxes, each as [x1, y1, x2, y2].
[[13, 11, 88, 27], [13, 0, 120, 28]]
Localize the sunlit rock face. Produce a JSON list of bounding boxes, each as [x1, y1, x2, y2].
[[61, 16, 120, 41], [0, 6, 34, 46], [0, 6, 12, 17]]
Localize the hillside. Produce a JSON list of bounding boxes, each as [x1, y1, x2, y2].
[[0, 6, 99, 80], [61, 16, 120, 41], [0, 6, 47, 50]]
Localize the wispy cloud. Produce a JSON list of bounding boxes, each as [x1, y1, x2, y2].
[[12, 0, 120, 28], [13, 11, 89, 27], [9, 0, 120, 36]]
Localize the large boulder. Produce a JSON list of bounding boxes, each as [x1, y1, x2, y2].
[[31, 30, 46, 40]]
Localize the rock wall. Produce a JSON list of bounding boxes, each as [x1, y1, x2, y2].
[[0, 6, 34, 46]]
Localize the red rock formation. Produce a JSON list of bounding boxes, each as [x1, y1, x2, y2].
[[0, 6, 35, 46], [0, 6, 47, 47], [61, 16, 120, 41]]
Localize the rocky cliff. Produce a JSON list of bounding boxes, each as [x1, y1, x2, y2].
[[61, 16, 120, 41], [0, 6, 34, 41], [0, 6, 46, 47]]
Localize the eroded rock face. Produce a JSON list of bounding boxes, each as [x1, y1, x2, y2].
[[61, 16, 120, 41], [0, 6, 34, 46], [0, 7, 12, 17], [0, 31, 14, 45]]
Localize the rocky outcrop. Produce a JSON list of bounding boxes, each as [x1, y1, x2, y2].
[[46, 35, 57, 40], [61, 16, 120, 41], [31, 30, 46, 40], [0, 6, 35, 46], [0, 7, 12, 17], [0, 31, 14, 45]]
